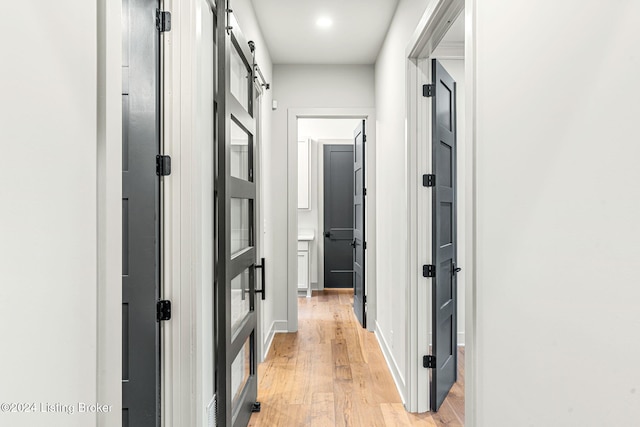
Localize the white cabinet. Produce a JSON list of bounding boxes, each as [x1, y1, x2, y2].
[[297, 240, 311, 296]]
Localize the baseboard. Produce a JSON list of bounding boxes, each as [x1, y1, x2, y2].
[[374, 321, 407, 405], [263, 320, 288, 360]]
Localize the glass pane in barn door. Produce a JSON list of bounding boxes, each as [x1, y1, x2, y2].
[[215, 3, 259, 427]]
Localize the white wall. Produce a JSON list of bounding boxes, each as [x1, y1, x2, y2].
[[299, 119, 364, 140], [0, 1, 121, 426], [374, 0, 431, 403], [298, 119, 361, 288], [435, 58, 466, 344], [271, 65, 375, 330], [473, 0, 640, 425]]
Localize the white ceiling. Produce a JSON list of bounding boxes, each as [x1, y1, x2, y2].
[[250, 0, 400, 65]]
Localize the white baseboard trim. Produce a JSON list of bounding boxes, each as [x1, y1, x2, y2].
[[263, 320, 288, 360], [374, 321, 407, 405]]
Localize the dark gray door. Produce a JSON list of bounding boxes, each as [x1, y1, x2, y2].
[[430, 59, 459, 412], [353, 121, 366, 328], [216, 5, 259, 426], [122, 0, 161, 425], [323, 145, 354, 289]]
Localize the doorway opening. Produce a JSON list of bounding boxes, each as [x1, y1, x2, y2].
[[296, 118, 363, 298], [284, 109, 377, 334], [405, 0, 474, 422]]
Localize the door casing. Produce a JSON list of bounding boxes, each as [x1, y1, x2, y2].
[[404, 0, 479, 421]]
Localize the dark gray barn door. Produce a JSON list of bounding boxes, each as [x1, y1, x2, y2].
[[323, 145, 354, 289], [353, 121, 366, 328], [216, 5, 259, 426], [121, 0, 161, 425], [430, 59, 459, 412]]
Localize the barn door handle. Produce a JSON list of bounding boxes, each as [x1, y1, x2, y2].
[[255, 258, 266, 300]]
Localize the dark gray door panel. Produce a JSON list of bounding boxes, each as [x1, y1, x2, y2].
[[122, 0, 161, 425], [430, 59, 458, 412], [353, 121, 366, 328], [323, 145, 354, 289]]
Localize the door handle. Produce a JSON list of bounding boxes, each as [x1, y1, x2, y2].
[[452, 263, 462, 276], [324, 231, 331, 238], [255, 258, 266, 301]]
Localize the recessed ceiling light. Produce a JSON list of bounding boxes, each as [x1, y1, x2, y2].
[[316, 16, 333, 29]]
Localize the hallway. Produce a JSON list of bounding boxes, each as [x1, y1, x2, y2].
[[249, 290, 464, 426]]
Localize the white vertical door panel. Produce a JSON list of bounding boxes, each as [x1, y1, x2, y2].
[[194, 1, 216, 425]]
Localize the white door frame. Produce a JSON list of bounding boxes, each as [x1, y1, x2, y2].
[[254, 81, 267, 363], [286, 108, 377, 333], [97, 0, 122, 425], [404, 0, 477, 423]]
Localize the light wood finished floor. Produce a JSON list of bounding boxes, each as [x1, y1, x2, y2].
[[249, 289, 464, 426]]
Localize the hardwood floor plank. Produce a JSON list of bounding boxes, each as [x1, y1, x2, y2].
[[332, 378, 356, 427], [446, 382, 465, 424], [309, 392, 336, 427], [331, 339, 350, 366], [289, 349, 313, 405], [380, 402, 416, 426], [406, 412, 439, 427], [309, 361, 334, 395], [431, 400, 464, 427]]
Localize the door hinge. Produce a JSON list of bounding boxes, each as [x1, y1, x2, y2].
[[423, 174, 435, 187], [423, 84, 435, 97], [364, 241, 367, 250], [423, 264, 435, 278], [156, 155, 171, 176], [423, 355, 436, 368], [156, 9, 171, 32], [363, 134, 367, 143], [157, 300, 171, 321], [363, 187, 367, 196]]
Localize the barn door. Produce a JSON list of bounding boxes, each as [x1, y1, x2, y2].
[[216, 4, 260, 426]]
